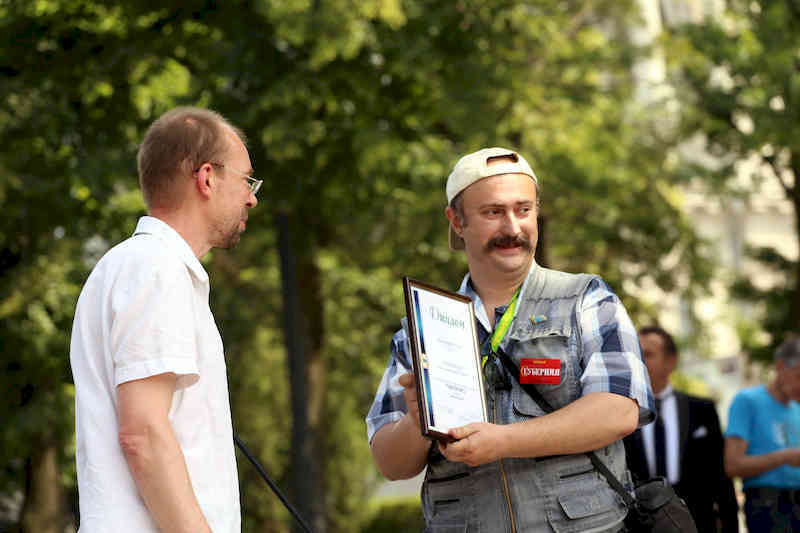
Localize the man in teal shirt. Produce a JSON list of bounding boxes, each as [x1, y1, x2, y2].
[[725, 336, 800, 532]]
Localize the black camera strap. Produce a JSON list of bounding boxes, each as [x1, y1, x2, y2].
[[495, 350, 636, 508]]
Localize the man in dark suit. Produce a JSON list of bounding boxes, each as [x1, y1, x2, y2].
[[624, 326, 739, 532]]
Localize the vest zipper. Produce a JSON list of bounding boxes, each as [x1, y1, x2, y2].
[[494, 400, 517, 533]]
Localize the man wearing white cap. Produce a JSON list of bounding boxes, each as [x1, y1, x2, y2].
[[366, 148, 654, 532]]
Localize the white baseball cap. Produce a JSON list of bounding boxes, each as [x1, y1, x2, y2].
[[446, 147, 538, 250]]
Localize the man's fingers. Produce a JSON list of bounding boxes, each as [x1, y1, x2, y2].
[[448, 423, 479, 441], [440, 437, 472, 464], [438, 423, 504, 467], [398, 372, 415, 388]]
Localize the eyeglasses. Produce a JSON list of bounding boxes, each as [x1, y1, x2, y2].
[[209, 162, 263, 196]]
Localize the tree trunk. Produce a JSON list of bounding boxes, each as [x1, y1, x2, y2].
[[790, 181, 800, 330], [298, 252, 326, 533], [535, 214, 549, 268], [276, 213, 326, 533], [19, 441, 64, 533]]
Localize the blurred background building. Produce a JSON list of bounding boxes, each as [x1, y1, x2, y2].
[[632, 0, 797, 422]]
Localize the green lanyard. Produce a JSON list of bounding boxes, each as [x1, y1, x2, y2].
[[482, 288, 520, 368]]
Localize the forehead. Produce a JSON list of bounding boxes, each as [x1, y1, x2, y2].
[[460, 173, 537, 206], [224, 127, 245, 150], [639, 333, 666, 353]]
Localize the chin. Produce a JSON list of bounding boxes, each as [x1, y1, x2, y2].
[[492, 254, 532, 273], [219, 233, 242, 250]]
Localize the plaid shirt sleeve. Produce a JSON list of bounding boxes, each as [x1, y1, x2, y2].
[[578, 278, 655, 427], [365, 328, 413, 443]]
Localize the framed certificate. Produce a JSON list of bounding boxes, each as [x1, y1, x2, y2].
[[402, 277, 488, 441]]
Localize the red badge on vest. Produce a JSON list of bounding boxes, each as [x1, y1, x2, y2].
[[520, 358, 561, 385]]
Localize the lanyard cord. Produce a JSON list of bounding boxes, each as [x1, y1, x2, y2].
[[482, 288, 521, 368]]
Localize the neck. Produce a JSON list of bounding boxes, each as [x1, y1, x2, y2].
[[470, 265, 529, 325], [148, 207, 210, 258], [652, 382, 669, 396]]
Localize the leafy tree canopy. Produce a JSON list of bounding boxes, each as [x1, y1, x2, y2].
[[1, 1, 712, 531], [664, 0, 799, 362]]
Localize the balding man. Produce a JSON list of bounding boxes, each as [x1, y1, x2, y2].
[[70, 107, 260, 532]]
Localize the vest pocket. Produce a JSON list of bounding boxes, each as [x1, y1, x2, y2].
[[511, 386, 550, 418], [507, 322, 573, 419], [546, 469, 625, 533], [509, 333, 569, 420], [422, 472, 469, 531]]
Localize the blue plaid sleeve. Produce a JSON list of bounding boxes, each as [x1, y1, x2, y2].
[[578, 278, 655, 427], [365, 327, 413, 443]]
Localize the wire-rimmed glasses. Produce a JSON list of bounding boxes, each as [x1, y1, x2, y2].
[[209, 162, 262, 195]]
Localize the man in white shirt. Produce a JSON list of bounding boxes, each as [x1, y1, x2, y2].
[[624, 326, 739, 532], [70, 107, 261, 532]]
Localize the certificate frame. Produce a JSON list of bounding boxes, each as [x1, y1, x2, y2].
[[402, 276, 488, 441]]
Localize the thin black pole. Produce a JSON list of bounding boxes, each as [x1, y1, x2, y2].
[[234, 433, 314, 533]]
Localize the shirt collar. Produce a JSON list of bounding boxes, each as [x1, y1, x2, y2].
[[655, 384, 674, 401], [458, 261, 538, 332], [133, 216, 209, 283]]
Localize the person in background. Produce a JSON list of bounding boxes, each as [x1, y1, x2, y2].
[[725, 335, 800, 533], [624, 326, 739, 532], [70, 107, 260, 532], [366, 147, 654, 532]]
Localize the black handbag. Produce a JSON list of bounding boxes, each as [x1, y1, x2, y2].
[[496, 351, 698, 533], [622, 476, 697, 532]]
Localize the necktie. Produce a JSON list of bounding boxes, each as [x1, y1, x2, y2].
[[654, 397, 667, 479]]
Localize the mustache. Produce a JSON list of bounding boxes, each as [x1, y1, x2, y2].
[[486, 233, 532, 251]]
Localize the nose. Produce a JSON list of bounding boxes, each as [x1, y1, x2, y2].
[[502, 211, 521, 235], [247, 190, 258, 208]]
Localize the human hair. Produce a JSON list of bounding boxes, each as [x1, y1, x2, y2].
[[638, 325, 678, 357], [136, 107, 245, 208], [450, 192, 466, 223], [775, 334, 800, 368]]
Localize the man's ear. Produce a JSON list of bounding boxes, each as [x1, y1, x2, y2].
[[665, 354, 679, 375], [445, 206, 464, 238], [193, 162, 215, 199]]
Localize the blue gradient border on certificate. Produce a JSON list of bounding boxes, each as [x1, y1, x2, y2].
[[413, 288, 435, 427]]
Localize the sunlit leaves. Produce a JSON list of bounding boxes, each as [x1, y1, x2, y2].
[[664, 1, 800, 361], [0, 1, 718, 530]]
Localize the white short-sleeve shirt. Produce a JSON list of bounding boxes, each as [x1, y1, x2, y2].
[[70, 216, 240, 532]]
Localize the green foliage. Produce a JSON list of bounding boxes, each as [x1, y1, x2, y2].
[[671, 370, 711, 399], [731, 245, 797, 363], [361, 497, 425, 533], [663, 1, 800, 359], [0, 1, 714, 531]]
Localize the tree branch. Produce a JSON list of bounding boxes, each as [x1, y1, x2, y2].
[[764, 153, 794, 198]]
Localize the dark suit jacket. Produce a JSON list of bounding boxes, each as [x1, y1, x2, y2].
[[624, 392, 739, 533]]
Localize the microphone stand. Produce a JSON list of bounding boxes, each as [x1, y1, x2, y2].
[[234, 433, 314, 533]]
